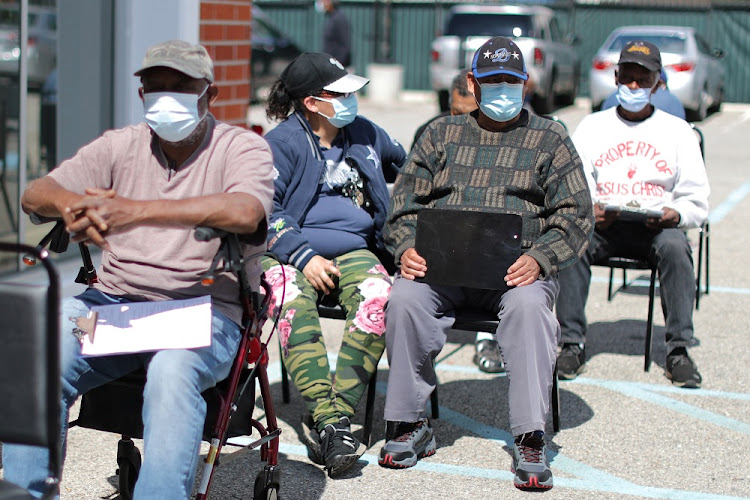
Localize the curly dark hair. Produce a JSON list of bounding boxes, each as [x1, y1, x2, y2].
[[266, 79, 310, 122]]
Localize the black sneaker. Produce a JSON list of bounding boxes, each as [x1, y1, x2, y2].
[[666, 348, 702, 388], [319, 416, 366, 478], [473, 339, 506, 374], [511, 431, 553, 490], [557, 343, 586, 380], [378, 418, 436, 468]]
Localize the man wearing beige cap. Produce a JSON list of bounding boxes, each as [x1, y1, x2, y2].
[[3, 40, 274, 499]]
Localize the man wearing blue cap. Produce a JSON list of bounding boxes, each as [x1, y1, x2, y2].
[[377, 37, 594, 490]]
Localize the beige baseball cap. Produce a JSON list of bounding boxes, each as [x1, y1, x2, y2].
[[134, 40, 214, 82]]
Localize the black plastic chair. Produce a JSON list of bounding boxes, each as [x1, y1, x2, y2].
[[430, 308, 561, 433], [0, 242, 61, 500], [279, 301, 378, 448], [600, 256, 658, 372]]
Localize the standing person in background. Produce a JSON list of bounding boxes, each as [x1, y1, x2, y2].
[[263, 52, 406, 478], [411, 69, 505, 374], [318, 0, 352, 67]]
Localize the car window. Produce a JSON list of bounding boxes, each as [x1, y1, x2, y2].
[[608, 34, 687, 54], [445, 14, 535, 38], [0, 6, 19, 26], [549, 17, 562, 42]]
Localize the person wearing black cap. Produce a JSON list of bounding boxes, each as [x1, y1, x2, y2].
[[556, 41, 709, 387], [6, 40, 274, 498], [262, 52, 406, 477], [378, 36, 594, 491]]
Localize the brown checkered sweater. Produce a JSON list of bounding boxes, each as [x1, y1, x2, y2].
[[385, 110, 594, 277]]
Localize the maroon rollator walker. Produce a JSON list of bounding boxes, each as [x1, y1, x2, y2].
[[28, 219, 283, 500]]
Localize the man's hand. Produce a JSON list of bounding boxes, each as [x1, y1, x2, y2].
[[505, 254, 541, 287], [399, 247, 427, 280], [646, 207, 680, 229], [594, 203, 618, 230], [63, 188, 139, 250], [302, 255, 341, 294]]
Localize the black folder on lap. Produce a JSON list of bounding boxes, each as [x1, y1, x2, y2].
[[415, 209, 522, 290]]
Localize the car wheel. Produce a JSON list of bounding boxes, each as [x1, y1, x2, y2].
[[533, 71, 556, 115], [559, 68, 579, 107], [708, 86, 723, 113], [687, 87, 709, 122], [437, 90, 450, 113]]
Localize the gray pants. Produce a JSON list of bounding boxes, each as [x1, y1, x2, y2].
[[383, 277, 560, 437], [556, 222, 695, 351]]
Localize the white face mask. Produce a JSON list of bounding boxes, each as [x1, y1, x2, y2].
[[143, 85, 208, 143], [313, 93, 358, 128]]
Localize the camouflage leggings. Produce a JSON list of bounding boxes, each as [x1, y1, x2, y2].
[[262, 249, 391, 431]]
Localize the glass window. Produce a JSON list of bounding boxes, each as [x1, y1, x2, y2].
[[0, 1, 57, 274], [445, 14, 535, 39]]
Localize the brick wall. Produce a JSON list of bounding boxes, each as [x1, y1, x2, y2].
[[200, 0, 252, 127]]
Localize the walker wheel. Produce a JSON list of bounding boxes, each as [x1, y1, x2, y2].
[[253, 465, 280, 500]]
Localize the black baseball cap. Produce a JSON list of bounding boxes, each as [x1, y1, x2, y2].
[[280, 52, 369, 98], [472, 36, 528, 81], [618, 41, 662, 72]]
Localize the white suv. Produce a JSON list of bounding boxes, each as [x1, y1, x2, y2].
[[430, 4, 580, 114]]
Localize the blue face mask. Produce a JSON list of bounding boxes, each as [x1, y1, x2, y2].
[[314, 93, 358, 128], [616, 84, 653, 112], [478, 82, 524, 123]]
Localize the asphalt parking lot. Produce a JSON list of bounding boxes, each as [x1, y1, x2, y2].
[[2, 94, 750, 499]]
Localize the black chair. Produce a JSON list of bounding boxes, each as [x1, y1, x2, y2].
[[430, 308, 561, 433], [0, 242, 61, 499], [279, 301, 378, 447], [600, 256, 658, 372], [692, 124, 710, 309]]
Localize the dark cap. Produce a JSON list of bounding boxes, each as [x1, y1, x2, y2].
[[471, 36, 528, 81], [280, 52, 369, 98], [618, 41, 661, 72], [134, 40, 214, 82]]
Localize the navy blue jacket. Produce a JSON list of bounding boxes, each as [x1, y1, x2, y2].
[[265, 112, 406, 270]]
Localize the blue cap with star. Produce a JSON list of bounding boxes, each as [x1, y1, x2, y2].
[[471, 36, 528, 81]]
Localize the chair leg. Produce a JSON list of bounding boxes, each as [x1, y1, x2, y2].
[[705, 222, 710, 296], [430, 385, 439, 419], [696, 225, 704, 310], [607, 267, 615, 301], [644, 269, 657, 372], [280, 354, 290, 404], [551, 362, 560, 433], [362, 371, 377, 448]]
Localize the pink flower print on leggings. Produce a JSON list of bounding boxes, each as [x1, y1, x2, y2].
[[278, 309, 296, 357]]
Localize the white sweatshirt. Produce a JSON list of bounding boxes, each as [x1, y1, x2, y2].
[[572, 107, 709, 229]]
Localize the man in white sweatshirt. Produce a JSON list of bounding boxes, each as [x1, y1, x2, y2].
[[555, 40, 709, 388]]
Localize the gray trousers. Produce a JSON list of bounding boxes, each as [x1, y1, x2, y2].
[[383, 276, 560, 437], [556, 222, 695, 351]]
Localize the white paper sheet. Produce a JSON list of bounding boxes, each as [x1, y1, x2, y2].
[[80, 296, 213, 357]]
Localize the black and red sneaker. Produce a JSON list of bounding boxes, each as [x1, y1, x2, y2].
[[511, 431, 553, 490], [378, 418, 436, 468]]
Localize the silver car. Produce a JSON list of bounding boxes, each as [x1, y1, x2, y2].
[[0, 5, 57, 88], [589, 26, 724, 121]]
